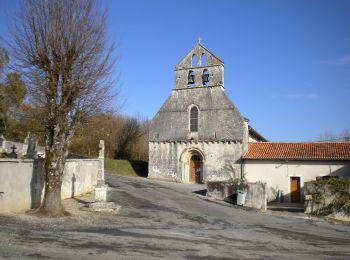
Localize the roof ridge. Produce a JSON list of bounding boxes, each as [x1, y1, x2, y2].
[[245, 141, 350, 160], [249, 141, 350, 144]]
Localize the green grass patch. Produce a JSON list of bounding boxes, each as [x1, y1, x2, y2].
[[105, 158, 148, 177]]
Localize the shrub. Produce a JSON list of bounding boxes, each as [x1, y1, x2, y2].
[[306, 178, 350, 215], [0, 152, 8, 158]]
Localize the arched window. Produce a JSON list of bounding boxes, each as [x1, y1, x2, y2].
[[190, 106, 198, 132], [188, 70, 195, 87], [202, 69, 210, 86], [201, 53, 206, 66], [191, 54, 198, 67]]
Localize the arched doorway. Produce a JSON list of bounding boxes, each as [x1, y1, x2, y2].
[[180, 148, 204, 184]]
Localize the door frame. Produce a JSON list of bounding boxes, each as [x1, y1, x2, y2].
[[289, 175, 302, 203], [179, 148, 205, 183]]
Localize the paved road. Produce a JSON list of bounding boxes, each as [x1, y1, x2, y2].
[[0, 174, 350, 259]]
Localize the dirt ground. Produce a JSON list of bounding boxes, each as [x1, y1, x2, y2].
[[0, 174, 350, 259]]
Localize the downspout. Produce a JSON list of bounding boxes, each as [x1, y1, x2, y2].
[[241, 158, 244, 179], [242, 118, 249, 179]]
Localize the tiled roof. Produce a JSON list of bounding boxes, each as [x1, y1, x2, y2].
[[244, 142, 350, 160], [248, 127, 268, 142]]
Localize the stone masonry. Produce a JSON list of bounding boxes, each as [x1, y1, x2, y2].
[[149, 41, 249, 183]]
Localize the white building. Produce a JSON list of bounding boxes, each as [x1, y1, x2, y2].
[[244, 142, 350, 203]]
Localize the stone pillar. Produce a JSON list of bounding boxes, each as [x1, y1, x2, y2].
[[90, 139, 121, 213], [97, 140, 105, 184], [95, 140, 108, 202]]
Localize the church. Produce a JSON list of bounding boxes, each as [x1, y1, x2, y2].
[[148, 41, 257, 183], [148, 41, 350, 203]]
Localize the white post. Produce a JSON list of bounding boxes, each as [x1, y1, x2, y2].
[[90, 139, 121, 212], [98, 140, 105, 184], [95, 140, 107, 202]]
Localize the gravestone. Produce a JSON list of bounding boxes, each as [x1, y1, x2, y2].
[[22, 134, 29, 157], [24, 133, 38, 159], [0, 135, 5, 152], [8, 145, 18, 159]]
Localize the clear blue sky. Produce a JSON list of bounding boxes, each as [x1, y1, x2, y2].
[[1, 0, 349, 141]]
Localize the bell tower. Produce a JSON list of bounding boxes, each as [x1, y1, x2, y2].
[[174, 40, 225, 89]]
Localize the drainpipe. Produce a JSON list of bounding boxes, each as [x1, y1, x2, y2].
[[242, 118, 249, 179]]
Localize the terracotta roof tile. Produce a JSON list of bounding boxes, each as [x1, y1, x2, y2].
[[243, 142, 350, 160]]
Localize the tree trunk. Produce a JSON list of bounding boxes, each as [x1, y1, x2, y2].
[[40, 184, 65, 216], [35, 119, 71, 217], [36, 146, 69, 216]]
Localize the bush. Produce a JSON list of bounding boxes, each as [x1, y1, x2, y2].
[[0, 152, 8, 158], [306, 178, 350, 215], [232, 178, 248, 192]]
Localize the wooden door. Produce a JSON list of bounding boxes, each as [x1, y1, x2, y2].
[[290, 177, 300, 203], [189, 158, 196, 183], [190, 155, 201, 183]]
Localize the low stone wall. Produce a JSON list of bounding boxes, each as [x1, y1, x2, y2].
[[206, 181, 267, 211], [206, 182, 236, 201], [304, 179, 350, 221], [244, 182, 267, 211], [0, 158, 98, 213], [61, 159, 98, 199]]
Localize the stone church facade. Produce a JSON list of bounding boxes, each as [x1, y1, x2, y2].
[[148, 42, 250, 183]]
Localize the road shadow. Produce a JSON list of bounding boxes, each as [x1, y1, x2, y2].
[[129, 160, 148, 178], [268, 202, 304, 213], [30, 159, 45, 209], [192, 189, 207, 196], [73, 197, 90, 206]]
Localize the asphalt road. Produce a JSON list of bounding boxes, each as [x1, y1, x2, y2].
[[0, 174, 350, 259]]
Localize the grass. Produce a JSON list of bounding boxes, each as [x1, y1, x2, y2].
[[104, 158, 148, 178]]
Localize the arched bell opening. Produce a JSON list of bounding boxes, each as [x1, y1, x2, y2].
[[202, 69, 210, 86], [188, 70, 195, 87]]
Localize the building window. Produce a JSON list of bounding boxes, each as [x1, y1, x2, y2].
[[190, 106, 198, 132]]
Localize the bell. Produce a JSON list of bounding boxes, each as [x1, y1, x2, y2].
[[202, 74, 209, 83], [188, 75, 195, 84]]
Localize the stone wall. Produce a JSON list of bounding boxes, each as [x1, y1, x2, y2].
[[149, 87, 247, 143], [0, 158, 98, 213], [206, 181, 267, 211], [148, 141, 244, 183], [244, 182, 267, 211], [304, 179, 350, 221]]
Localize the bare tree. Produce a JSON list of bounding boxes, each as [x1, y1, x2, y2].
[[319, 129, 350, 142], [10, 0, 117, 216], [115, 117, 143, 160]]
